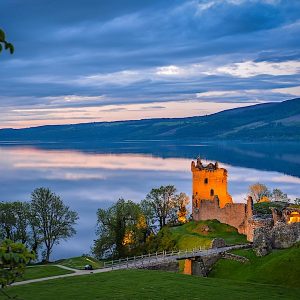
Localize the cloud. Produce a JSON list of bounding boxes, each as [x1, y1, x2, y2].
[[216, 60, 300, 78], [0, 0, 300, 127]]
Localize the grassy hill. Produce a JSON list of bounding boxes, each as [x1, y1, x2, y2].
[[0, 98, 299, 142], [7, 269, 299, 300], [55, 256, 104, 270], [209, 243, 300, 287], [170, 220, 248, 250]]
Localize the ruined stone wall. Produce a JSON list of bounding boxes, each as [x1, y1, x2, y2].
[[193, 197, 248, 235], [246, 216, 273, 242]]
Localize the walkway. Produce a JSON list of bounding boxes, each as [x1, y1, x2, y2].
[[12, 243, 251, 287]]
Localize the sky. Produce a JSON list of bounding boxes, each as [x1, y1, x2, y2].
[[1, 0, 300, 128]]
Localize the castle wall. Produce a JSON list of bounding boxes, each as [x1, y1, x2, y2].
[[193, 198, 248, 235]]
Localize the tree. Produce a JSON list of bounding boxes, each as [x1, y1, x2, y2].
[[0, 29, 14, 54], [248, 183, 271, 203], [294, 198, 300, 205], [0, 202, 43, 259], [142, 185, 188, 229], [93, 199, 148, 259], [145, 227, 177, 253], [271, 188, 290, 203], [30, 188, 78, 262], [0, 202, 16, 241], [176, 192, 190, 224], [142, 185, 177, 230], [0, 239, 35, 298]]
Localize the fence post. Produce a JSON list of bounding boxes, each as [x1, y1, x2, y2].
[[112, 259, 114, 270], [134, 256, 136, 267], [156, 252, 158, 261], [127, 257, 129, 268]]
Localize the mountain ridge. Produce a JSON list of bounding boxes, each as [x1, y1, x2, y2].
[[0, 98, 299, 142]]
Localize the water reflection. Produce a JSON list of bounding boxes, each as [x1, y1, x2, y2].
[[0, 146, 299, 259]]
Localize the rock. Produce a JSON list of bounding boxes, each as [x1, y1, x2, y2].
[[271, 222, 300, 249], [253, 221, 300, 256], [211, 238, 226, 248], [253, 227, 272, 256]]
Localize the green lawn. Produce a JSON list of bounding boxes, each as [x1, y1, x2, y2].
[[55, 256, 104, 270], [209, 243, 300, 287], [7, 270, 299, 300], [18, 265, 74, 281], [170, 220, 248, 250]]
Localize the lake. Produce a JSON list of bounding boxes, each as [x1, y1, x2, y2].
[[0, 141, 300, 260]]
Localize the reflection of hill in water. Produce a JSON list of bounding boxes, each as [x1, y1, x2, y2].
[[1, 141, 300, 178]]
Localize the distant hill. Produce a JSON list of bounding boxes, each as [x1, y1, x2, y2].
[[0, 98, 299, 142]]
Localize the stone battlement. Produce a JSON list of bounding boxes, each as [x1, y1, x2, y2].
[[191, 158, 232, 208]]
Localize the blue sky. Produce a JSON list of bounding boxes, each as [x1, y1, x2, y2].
[[1, 0, 300, 128]]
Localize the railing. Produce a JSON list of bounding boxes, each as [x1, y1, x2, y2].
[[101, 243, 250, 270]]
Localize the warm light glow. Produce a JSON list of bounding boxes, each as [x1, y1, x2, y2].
[[288, 212, 300, 224], [122, 231, 134, 246], [258, 196, 271, 203]]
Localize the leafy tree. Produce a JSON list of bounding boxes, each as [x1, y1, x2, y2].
[[30, 188, 78, 262], [0, 202, 31, 244], [271, 188, 290, 203], [145, 227, 177, 253], [248, 183, 271, 203], [27, 204, 43, 257], [176, 192, 189, 224], [0, 202, 43, 259], [294, 198, 300, 205], [10, 202, 30, 244], [142, 185, 188, 229], [0, 29, 14, 54], [142, 185, 177, 230], [0, 202, 16, 241], [0, 239, 35, 298], [94, 199, 148, 259]]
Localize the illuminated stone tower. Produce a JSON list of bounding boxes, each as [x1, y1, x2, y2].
[[191, 158, 233, 209]]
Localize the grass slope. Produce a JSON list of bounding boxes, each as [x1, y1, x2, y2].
[[7, 270, 299, 300], [170, 220, 248, 250], [19, 265, 74, 281], [56, 256, 103, 270], [209, 243, 300, 287]]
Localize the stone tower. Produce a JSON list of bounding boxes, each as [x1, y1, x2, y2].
[[191, 158, 233, 209]]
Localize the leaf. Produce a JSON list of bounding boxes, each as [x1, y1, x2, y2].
[[7, 43, 14, 54], [0, 29, 5, 42]]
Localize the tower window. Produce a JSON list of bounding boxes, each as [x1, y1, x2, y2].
[[204, 178, 208, 184], [210, 189, 214, 196]]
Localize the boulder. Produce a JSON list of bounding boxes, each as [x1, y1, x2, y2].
[[211, 238, 226, 248], [271, 222, 300, 249], [253, 227, 272, 256]]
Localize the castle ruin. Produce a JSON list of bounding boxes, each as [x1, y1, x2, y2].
[[191, 158, 300, 244], [192, 158, 253, 238]]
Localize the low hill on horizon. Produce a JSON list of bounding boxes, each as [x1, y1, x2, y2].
[[1, 98, 299, 142]]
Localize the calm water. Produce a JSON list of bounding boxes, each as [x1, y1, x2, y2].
[[0, 142, 299, 260]]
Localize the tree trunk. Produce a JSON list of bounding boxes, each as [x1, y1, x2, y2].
[[45, 247, 51, 262]]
